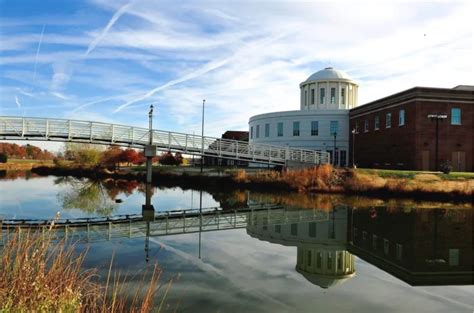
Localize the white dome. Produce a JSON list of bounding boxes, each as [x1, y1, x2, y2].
[[305, 67, 353, 82]]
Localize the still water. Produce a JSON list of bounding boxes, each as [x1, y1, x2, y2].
[[1, 172, 473, 312]]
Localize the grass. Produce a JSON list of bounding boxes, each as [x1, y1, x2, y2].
[[356, 168, 474, 180], [0, 226, 164, 312]]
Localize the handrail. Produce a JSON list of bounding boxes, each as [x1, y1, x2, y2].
[[0, 116, 330, 165]]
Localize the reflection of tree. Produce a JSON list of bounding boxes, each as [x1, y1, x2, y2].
[[55, 177, 117, 216]]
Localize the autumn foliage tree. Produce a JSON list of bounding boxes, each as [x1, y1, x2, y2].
[[158, 151, 183, 166], [100, 146, 122, 169], [0, 143, 54, 160]]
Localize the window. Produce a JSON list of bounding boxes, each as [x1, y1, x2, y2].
[[340, 150, 347, 166], [364, 120, 369, 132], [293, 121, 300, 136], [449, 249, 459, 266], [327, 254, 333, 270], [362, 231, 367, 241], [304, 90, 307, 106], [330, 121, 339, 136], [341, 88, 345, 105], [383, 239, 389, 255], [337, 252, 343, 270], [355, 121, 359, 132], [451, 108, 461, 125], [291, 223, 298, 236], [320, 88, 325, 104], [330, 87, 336, 104], [372, 235, 378, 250], [277, 122, 283, 137], [386, 113, 392, 128], [374, 116, 380, 130], [396, 244, 403, 260], [275, 224, 281, 233], [311, 89, 315, 105], [256, 125, 260, 138], [317, 252, 322, 268], [327, 150, 333, 164], [399, 109, 405, 126], [309, 222, 317, 237], [250, 126, 253, 139], [265, 123, 270, 137], [311, 121, 319, 136], [307, 251, 312, 266]]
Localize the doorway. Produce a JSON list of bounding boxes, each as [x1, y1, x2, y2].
[[422, 150, 430, 171], [452, 151, 466, 172]]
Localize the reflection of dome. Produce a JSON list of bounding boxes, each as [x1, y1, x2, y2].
[[296, 247, 355, 289], [296, 267, 355, 289], [305, 67, 354, 83]]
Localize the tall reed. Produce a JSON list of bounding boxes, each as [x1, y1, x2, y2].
[[0, 227, 164, 312]]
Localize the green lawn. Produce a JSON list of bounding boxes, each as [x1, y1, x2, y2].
[[356, 168, 474, 180]]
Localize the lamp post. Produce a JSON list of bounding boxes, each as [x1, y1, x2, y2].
[[427, 113, 447, 171], [351, 128, 358, 168], [201, 99, 205, 173], [143, 104, 156, 218]]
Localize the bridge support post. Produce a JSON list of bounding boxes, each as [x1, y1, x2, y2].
[[142, 105, 155, 220]]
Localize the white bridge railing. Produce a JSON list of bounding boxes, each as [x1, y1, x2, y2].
[[0, 116, 330, 165]]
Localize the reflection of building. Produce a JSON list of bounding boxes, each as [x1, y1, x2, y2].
[[247, 206, 355, 289], [349, 86, 474, 171], [249, 68, 359, 166], [349, 207, 473, 285]]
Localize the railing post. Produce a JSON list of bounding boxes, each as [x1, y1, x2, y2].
[[236, 141, 239, 159], [21, 118, 25, 137], [130, 127, 134, 145], [68, 120, 71, 140], [45, 119, 49, 139], [89, 122, 93, 142], [185, 134, 188, 152], [111, 125, 115, 143], [168, 132, 171, 149]]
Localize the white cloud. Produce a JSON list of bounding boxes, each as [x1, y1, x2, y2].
[[14, 95, 22, 108]]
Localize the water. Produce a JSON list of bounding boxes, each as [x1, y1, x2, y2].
[[1, 172, 473, 312]]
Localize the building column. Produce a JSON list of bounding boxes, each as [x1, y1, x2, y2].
[[337, 82, 341, 109]]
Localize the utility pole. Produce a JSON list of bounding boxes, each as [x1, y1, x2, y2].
[[428, 113, 447, 171], [351, 128, 358, 168], [201, 99, 205, 173]]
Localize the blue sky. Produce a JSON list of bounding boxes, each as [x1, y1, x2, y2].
[[0, 0, 472, 150]]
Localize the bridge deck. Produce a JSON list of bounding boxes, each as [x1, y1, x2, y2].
[[0, 116, 330, 165]]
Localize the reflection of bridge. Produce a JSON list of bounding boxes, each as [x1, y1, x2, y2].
[[1, 206, 329, 243], [0, 116, 330, 166]]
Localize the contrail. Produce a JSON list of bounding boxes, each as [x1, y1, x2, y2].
[[114, 57, 231, 113], [85, 1, 134, 56], [33, 24, 45, 82], [113, 31, 288, 113], [14, 95, 21, 108]]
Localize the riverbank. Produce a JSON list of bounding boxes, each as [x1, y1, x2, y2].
[[30, 165, 473, 202], [0, 159, 54, 170]]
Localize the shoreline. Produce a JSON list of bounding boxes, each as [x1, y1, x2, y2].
[[27, 166, 474, 203]]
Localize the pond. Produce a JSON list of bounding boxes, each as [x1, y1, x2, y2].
[[0, 171, 473, 312]]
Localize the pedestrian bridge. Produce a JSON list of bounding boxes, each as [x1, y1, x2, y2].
[[0, 116, 329, 166], [1, 205, 329, 243]]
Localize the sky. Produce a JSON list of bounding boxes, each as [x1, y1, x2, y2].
[[0, 0, 473, 151]]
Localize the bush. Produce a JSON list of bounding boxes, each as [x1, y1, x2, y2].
[[440, 161, 453, 174], [0, 153, 7, 163]]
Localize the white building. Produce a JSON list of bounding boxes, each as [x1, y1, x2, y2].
[[249, 67, 359, 166]]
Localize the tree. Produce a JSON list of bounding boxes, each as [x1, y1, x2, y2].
[[0, 153, 7, 163], [174, 152, 183, 165], [120, 148, 139, 166], [159, 151, 178, 165], [63, 143, 104, 167], [100, 146, 122, 169]]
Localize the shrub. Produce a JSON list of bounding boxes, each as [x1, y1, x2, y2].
[[0, 152, 7, 163], [440, 161, 453, 174]]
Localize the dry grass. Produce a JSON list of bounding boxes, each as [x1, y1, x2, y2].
[[0, 227, 163, 312]]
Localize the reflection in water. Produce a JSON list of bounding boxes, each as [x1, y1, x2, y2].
[[349, 207, 473, 286], [55, 177, 118, 216], [247, 206, 355, 289], [243, 204, 472, 288]]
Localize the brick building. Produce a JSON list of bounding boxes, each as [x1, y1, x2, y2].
[[349, 86, 474, 171]]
